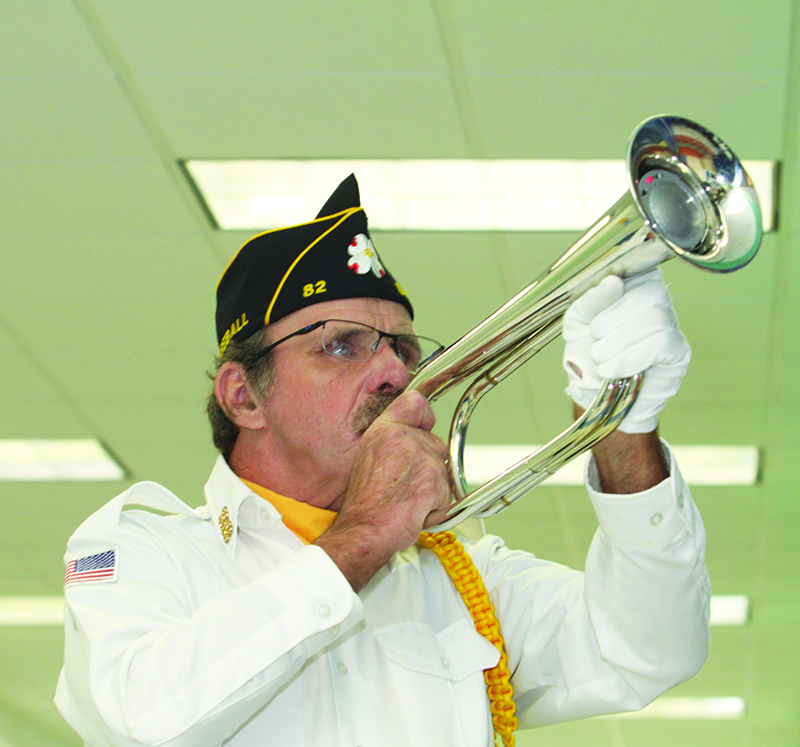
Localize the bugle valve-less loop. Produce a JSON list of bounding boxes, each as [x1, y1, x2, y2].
[[408, 115, 762, 532]]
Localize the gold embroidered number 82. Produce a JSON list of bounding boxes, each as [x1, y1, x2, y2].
[[303, 280, 327, 297]]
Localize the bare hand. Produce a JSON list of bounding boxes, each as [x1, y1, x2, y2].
[[314, 391, 453, 590]]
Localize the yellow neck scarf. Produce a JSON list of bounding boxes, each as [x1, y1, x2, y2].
[[241, 479, 337, 544]]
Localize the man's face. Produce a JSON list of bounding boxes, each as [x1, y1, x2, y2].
[[256, 297, 416, 508]]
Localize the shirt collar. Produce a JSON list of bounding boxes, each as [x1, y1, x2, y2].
[[242, 479, 337, 544], [203, 454, 407, 573], [204, 454, 286, 559]]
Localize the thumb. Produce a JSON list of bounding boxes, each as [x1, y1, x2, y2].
[[377, 390, 436, 432]]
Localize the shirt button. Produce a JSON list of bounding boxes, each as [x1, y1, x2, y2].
[[677, 494, 685, 508], [337, 662, 348, 675], [441, 656, 450, 670], [318, 604, 332, 618], [650, 513, 663, 526]]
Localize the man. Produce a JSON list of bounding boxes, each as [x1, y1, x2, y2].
[[56, 175, 708, 746]]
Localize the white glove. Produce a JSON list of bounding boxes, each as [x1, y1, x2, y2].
[[562, 268, 691, 434]]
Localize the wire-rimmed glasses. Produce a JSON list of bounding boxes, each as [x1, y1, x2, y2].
[[251, 319, 445, 373]]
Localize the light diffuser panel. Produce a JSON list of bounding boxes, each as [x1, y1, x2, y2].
[[0, 595, 749, 626], [0, 596, 64, 626], [709, 595, 750, 626], [185, 159, 775, 232], [600, 697, 745, 720], [0, 440, 126, 481], [464, 445, 759, 487]]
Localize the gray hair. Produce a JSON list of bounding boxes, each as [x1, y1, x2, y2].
[[206, 329, 275, 458]]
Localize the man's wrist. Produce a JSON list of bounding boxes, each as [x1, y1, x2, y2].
[[574, 404, 669, 494], [313, 520, 391, 593]]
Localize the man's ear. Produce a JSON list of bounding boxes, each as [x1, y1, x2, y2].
[[214, 362, 268, 431]]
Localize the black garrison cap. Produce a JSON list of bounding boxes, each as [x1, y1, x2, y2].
[[215, 174, 413, 355]]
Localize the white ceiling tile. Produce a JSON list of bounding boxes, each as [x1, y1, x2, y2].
[[133, 76, 470, 158], [92, 0, 450, 74], [0, 163, 201, 235], [0, 231, 220, 355], [658, 404, 768, 445], [78, 395, 217, 495], [450, 0, 792, 74], [0, 1, 109, 74], [466, 74, 786, 159], [0, 334, 93, 440], [0, 77, 156, 161]]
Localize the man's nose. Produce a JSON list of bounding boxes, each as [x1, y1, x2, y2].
[[367, 338, 413, 392]]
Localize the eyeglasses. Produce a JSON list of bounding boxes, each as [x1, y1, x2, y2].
[[251, 319, 445, 373]]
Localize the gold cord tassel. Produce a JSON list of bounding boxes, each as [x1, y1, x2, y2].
[[419, 531, 518, 747]]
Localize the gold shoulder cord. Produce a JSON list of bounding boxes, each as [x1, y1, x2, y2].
[[418, 531, 518, 747]]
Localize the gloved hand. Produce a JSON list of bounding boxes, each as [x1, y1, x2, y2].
[[562, 268, 691, 434]]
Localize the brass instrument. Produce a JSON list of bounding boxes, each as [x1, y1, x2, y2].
[[408, 115, 763, 532]]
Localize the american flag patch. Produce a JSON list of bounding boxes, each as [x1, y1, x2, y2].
[[64, 548, 118, 588]]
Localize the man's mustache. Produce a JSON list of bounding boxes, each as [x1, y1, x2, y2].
[[351, 391, 400, 434]]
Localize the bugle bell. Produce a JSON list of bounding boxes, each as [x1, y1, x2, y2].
[[408, 115, 763, 532]]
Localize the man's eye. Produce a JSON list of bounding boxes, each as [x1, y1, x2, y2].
[[328, 341, 355, 358]]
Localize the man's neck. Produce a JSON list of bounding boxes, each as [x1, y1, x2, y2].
[[227, 437, 342, 509]]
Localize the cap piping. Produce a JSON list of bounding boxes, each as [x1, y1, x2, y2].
[[215, 207, 363, 293], [263, 207, 363, 325]]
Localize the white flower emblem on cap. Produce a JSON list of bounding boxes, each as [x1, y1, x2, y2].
[[347, 234, 386, 278]]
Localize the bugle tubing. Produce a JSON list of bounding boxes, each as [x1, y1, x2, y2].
[[408, 115, 763, 532]]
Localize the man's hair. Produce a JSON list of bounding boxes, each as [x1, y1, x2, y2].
[[206, 329, 275, 459]]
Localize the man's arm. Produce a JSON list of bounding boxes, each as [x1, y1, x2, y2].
[[57, 508, 364, 747], [574, 403, 669, 493], [563, 269, 690, 494], [466, 267, 706, 725], [471, 445, 710, 726]]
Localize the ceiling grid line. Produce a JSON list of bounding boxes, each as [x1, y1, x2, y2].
[[0, 315, 110, 454], [428, 0, 577, 571], [427, 0, 523, 301], [428, 0, 485, 159], [70, 0, 227, 267]]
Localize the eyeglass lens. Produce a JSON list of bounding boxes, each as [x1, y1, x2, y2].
[[321, 321, 440, 371]]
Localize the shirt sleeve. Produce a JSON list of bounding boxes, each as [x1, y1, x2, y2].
[[56, 513, 364, 747], [468, 440, 710, 727]]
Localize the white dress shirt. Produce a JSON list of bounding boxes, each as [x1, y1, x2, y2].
[[55, 443, 710, 747]]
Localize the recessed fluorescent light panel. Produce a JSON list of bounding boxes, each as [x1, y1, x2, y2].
[[0, 596, 64, 626], [0, 594, 747, 627], [600, 697, 745, 720], [464, 445, 759, 487], [709, 595, 750, 626], [0, 440, 125, 481], [184, 159, 775, 232]]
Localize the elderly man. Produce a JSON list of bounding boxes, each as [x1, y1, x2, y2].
[[56, 175, 708, 747]]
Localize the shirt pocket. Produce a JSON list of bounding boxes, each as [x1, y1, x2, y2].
[[375, 617, 500, 747]]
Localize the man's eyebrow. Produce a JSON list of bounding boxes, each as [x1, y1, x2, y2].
[[392, 325, 417, 336], [399, 335, 422, 349]]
